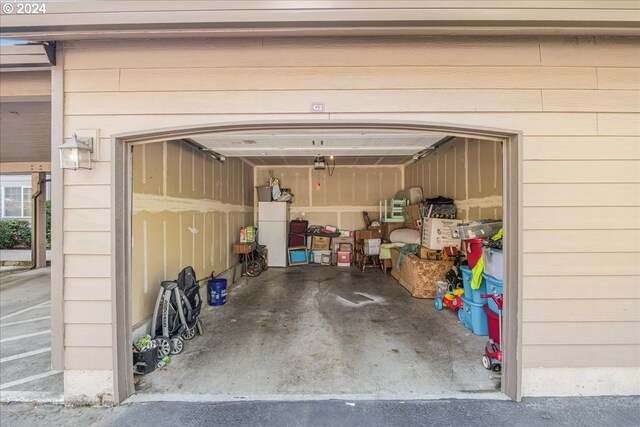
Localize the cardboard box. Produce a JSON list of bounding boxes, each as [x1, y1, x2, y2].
[[356, 229, 383, 242], [368, 223, 405, 241], [311, 235, 331, 250], [418, 245, 435, 260], [403, 204, 422, 230], [421, 218, 462, 250]]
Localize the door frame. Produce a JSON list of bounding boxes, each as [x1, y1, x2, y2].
[[111, 119, 523, 403]]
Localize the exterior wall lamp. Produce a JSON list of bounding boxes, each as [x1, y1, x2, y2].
[[59, 134, 94, 170]]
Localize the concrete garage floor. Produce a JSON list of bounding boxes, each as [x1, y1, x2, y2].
[[132, 266, 500, 402], [0, 268, 63, 403]]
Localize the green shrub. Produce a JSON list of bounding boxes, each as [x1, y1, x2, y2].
[[14, 221, 31, 247], [0, 221, 13, 248], [0, 220, 31, 249]]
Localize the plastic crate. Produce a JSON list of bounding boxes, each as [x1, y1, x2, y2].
[[256, 186, 272, 202], [454, 222, 502, 240], [460, 265, 487, 304], [460, 296, 489, 336], [483, 247, 503, 280], [363, 238, 381, 255], [483, 273, 504, 314]]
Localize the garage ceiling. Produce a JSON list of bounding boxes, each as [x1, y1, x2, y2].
[[0, 101, 51, 162], [193, 131, 444, 165]]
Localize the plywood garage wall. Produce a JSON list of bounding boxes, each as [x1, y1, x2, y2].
[[130, 140, 253, 325], [255, 166, 402, 230], [60, 35, 640, 397], [405, 137, 503, 221]]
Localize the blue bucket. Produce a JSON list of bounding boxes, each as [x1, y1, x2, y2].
[[207, 278, 227, 306]]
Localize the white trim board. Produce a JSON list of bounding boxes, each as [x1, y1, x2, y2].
[[522, 367, 640, 397], [125, 391, 510, 404]]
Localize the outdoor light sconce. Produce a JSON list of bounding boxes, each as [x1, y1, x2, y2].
[[59, 134, 94, 170]]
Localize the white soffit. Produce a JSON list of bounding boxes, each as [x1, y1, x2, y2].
[[193, 132, 444, 158]]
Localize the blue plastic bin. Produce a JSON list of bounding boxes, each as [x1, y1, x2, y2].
[[458, 304, 471, 330], [483, 273, 504, 314], [460, 296, 489, 336], [460, 265, 487, 304]]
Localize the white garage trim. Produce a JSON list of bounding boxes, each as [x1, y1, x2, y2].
[[111, 119, 523, 404]]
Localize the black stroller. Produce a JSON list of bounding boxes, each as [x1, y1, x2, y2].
[[151, 266, 204, 357]]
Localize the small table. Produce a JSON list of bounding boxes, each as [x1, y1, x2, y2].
[[233, 242, 256, 281]]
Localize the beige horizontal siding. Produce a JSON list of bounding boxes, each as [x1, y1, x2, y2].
[[542, 90, 640, 112], [523, 299, 639, 322], [64, 232, 111, 255], [64, 69, 120, 92], [523, 136, 640, 160], [64, 278, 112, 301], [63, 161, 111, 186], [65, 89, 545, 115], [523, 183, 640, 206], [64, 255, 111, 277], [63, 66, 601, 92], [64, 347, 113, 370], [522, 276, 640, 300], [597, 113, 640, 135], [64, 301, 112, 324], [523, 253, 640, 276], [64, 209, 111, 232], [523, 207, 640, 230], [64, 37, 543, 70], [61, 36, 640, 373], [523, 160, 640, 183], [523, 230, 640, 253], [65, 324, 112, 347], [64, 185, 110, 209], [597, 67, 640, 90], [523, 345, 640, 368], [523, 322, 640, 345]]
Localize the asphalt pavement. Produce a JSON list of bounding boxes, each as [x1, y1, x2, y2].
[[1, 396, 639, 427]]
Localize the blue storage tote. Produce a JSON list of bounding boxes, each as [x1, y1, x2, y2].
[[483, 273, 504, 314], [460, 296, 489, 336], [460, 265, 487, 304], [458, 305, 471, 330]]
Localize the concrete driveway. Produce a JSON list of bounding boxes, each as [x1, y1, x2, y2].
[[0, 268, 63, 403]]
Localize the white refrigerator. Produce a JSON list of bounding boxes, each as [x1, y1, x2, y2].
[[258, 202, 289, 267]]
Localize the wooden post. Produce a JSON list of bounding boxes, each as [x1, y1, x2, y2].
[[31, 172, 47, 268]]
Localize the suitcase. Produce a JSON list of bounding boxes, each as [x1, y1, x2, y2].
[[288, 233, 306, 247], [289, 219, 308, 234]]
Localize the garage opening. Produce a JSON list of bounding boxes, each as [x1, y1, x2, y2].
[[113, 121, 521, 403]]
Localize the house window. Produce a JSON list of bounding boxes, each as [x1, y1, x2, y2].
[[1, 186, 32, 218]]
